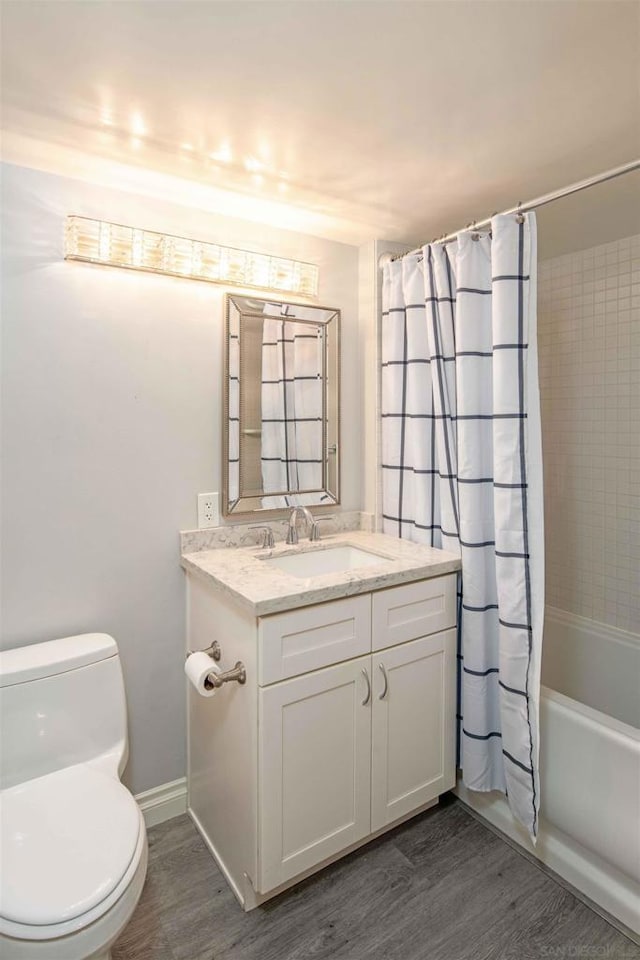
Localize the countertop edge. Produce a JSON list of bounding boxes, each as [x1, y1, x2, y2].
[[180, 552, 461, 618]]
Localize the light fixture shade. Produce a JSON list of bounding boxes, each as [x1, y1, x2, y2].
[[64, 216, 319, 297]]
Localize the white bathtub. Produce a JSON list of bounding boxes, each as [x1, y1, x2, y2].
[[456, 606, 640, 936]]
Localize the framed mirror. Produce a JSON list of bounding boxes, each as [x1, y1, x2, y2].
[[223, 294, 340, 516]]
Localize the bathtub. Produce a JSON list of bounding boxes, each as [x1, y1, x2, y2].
[[456, 606, 640, 936]]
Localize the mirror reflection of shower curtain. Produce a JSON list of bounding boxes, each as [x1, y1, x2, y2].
[[227, 313, 240, 503], [261, 317, 323, 494]]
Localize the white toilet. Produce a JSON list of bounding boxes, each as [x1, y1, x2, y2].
[[0, 633, 148, 960]]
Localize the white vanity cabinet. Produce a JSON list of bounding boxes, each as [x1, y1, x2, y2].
[[370, 630, 455, 832], [186, 568, 457, 910], [259, 654, 373, 891]]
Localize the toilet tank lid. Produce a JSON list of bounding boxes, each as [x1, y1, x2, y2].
[[0, 634, 118, 687]]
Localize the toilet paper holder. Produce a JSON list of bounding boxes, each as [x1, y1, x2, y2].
[[186, 640, 222, 663], [205, 661, 246, 689], [186, 641, 247, 688]]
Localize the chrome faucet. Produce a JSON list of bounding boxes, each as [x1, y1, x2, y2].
[[250, 525, 275, 549], [286, 505, 317, 544]]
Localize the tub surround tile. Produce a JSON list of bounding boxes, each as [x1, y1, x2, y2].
[[539, 233, 640, 634], [180, 510, 372, 555], [180, 530, 461, 617]]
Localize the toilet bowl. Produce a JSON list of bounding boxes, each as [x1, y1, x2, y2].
[[0, 634, 148, 960]]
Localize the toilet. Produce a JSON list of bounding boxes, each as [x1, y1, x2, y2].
[[0, 633, 148, 960]]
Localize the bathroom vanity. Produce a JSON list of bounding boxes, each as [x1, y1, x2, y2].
[[182, 530, 461, 910]]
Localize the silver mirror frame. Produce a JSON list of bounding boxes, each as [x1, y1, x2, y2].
[[222, 294, 340, 518]]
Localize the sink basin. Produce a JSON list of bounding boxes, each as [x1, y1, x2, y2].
[[263, 545, 390, 578]]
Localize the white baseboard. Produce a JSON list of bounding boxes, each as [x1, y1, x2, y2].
[[135, 777, 187, 828]]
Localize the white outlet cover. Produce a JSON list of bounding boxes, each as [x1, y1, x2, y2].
[[197, 492, 220, 528]]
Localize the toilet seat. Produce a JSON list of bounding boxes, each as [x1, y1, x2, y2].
[[0, 764, 143, 938]]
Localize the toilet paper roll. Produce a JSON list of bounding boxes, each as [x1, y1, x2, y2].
[[185, 651, 222, 698]]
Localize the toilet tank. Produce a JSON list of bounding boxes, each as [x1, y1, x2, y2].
[[0, 634, 129, 790]]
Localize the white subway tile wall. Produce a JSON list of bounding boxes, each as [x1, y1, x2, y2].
[[538, 234, 640, 634]]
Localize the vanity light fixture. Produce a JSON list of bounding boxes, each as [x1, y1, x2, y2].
[[64, 216, 319, 297]]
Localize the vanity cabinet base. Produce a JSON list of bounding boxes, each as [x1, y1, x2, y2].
[[186, 570, 457, 911], [190, 796, 440, 912]]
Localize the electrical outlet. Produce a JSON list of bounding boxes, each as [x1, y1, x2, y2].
[[197, 492, 220, 529]]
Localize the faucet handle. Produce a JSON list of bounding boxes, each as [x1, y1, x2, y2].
[[309, 516, 335, 541], [249, 525, 275, 549]]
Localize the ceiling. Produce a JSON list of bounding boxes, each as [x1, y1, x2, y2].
[[1, 0, 639, 246]]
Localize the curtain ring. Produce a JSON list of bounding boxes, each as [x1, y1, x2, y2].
[[515, 202, 525, 224]]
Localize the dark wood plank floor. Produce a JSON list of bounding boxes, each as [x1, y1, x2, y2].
[[113, 798, 639, 960]]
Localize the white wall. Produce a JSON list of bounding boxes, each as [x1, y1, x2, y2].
[[0, 162, 360, 793], [535, 168, 640, 261]]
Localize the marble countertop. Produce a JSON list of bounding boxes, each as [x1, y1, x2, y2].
[[180, 530, 461, 617]]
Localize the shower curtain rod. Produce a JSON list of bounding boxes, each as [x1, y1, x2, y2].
[[390, 158, 640, 260]]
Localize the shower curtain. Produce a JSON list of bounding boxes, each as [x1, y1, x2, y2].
[[381, 214, 544, 836], [227, 311, 240, 503], [261, 316, 323, 495]]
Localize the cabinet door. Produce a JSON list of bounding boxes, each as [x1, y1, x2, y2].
[[371, 630, 456, 832], [258, 656, 372, 892]]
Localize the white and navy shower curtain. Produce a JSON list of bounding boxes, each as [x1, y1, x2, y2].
[[381, 214, 544, 836], [261, 315, 323, 495]]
